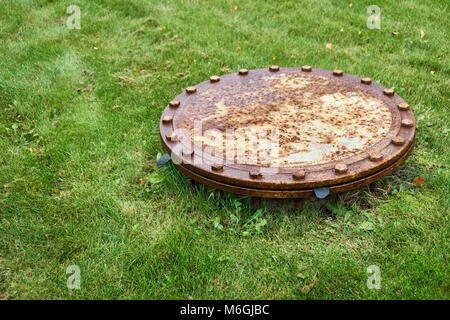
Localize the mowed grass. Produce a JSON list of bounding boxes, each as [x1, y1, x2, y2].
[[0, 0, 449, 299]]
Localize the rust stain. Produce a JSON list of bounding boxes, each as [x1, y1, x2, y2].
[[175, 70, 392, 167]]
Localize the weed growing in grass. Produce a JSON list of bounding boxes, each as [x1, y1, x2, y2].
[[213, 199, 268, 237]]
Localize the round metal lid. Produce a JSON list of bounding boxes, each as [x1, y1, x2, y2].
[[160, 67, 415, 190]]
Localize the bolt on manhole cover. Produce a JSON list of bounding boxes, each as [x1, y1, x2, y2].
[[160, 66, 415, 198]]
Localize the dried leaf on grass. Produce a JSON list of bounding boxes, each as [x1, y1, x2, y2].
[[118, 76, 135, 84], [297, 274, 317, 294], [413, 177, 425, 187]]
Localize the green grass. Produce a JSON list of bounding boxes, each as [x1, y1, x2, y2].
[[0, 0, 449, 299]]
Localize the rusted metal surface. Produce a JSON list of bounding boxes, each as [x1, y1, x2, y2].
[[172, 142, 414, 198], [160, 67, 416, 196]]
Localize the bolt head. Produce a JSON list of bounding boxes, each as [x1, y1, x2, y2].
[[398, 102, 410, 111], [301, 65, 312, 72], [335, 163, 348, 174], [383, 88, 395, 96], [182, 149, 194, 157], [162, 116, 173, 123], [169, 100, 180, 108], [361, 77, 372, 85], [333, 69, 343, 76], [210, 75, 220, 83], [369, 152, 383, 162], [401, 119, 414, 127], [391, 136, 405, 145], [166, 132, 177, 141], [238, 69, 248, 75], [186, 86, 197, 94], [293, 170, 306, 180], [249, 170, 262, 179], [211, 164, 223, 172], [269, 65, 280, 72]]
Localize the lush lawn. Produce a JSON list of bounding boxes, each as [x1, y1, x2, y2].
[[0, 0, 448, 299]]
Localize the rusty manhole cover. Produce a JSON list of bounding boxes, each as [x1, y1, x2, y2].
[[160, 66, 415, 198]]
